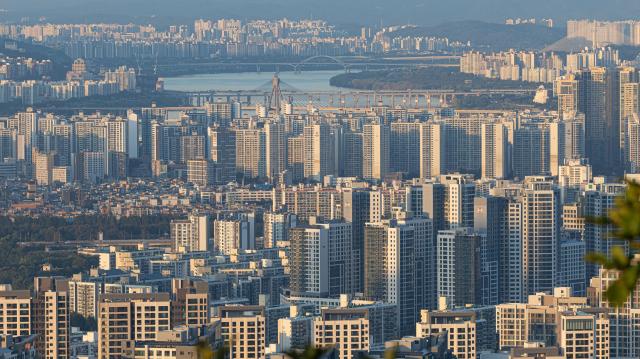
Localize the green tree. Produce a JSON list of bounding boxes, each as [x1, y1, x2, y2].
[[587, 180, 640, 306]]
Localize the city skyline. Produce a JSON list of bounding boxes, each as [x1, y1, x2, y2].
[[4, 0, 640, 26], [1, 4, 640, 359]]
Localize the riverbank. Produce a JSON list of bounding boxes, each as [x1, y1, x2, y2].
[[0, 90, 186, 116]]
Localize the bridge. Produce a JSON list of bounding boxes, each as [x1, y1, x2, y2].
[[37, 87, 538, 113], [156, 55, 460, 73], [185, 87, 538, 108]]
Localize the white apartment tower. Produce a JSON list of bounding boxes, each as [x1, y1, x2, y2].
[[522, 180, 560, 295], [420, 122, 446, 179], [171, 215, 209, 252], [481, 122, 509, 179], [303, 124, 333, 181], [362, 123, 390, 181]]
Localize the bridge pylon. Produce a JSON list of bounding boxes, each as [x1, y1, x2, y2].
[[267, 73, 283, 115]]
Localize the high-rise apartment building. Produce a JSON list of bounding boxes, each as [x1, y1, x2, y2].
[[214, 215, 256, 255], [362, 124, 390, 181], [0, 280, 71, 359], [416, 309, 478, 359], [206, 101, 234, 124], [208, 125, 237, 183], [481, 122, 509, 179], [364, 215, 433, 334], [558, 310, 610, 359], [12, 110, 37, 165], [390, 122, 421, 178], [623, 113, 640, 173], [513, 124, 550, 179], [171, 215, 209, 253], [495, 288, 608, 357], [98, 293, 171, 358], [287, 135, 305, 182], [33, 150, 53, 185], [313, 309, 370, 359], [591, 262, 640, 358], [170, 279, 209, 328], [444, 115, 484, 176], [219, 306, 267, 359], [105, 119, 128, 156], [341, 131, 363, 178], [558, 158, 592, 188], [81, 151, 106, 183], [68, 280, 100, 319], [575, 67, 624, 174], [187, 159, 215, 187], [440, 174, 476, 229], [436, 228, 481, 307], [582, 182, 627, 279], [276, 306, 314, 352], [263, 211, 297, 248], [179, 134, 206, 163], [236, 128, 266, 179], [264, 121, 286, 180], [289, 220, 354, 296], [554, 75, 578, 115], [303, 124, 333, 181], [549, 115, 585, 176], [341, 189, 372, 292], [500, 196, 524, 304], [0, 288, 32, 338], [521, 180, 560, 296], [473, 196, 506, 306], [32, 277, 70, 359], [419, 122, 446, 178]]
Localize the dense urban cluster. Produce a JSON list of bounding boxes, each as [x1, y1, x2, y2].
[[0, 20, 465, 61], [1, 15, 640, 359], [0, 57, 136, 105], [0, 55, 53, 80], [567, 19, 640, 46], [460, 47, 621, 83]]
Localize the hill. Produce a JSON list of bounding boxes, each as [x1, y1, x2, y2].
[[330, 67, 539, 91], [5, 0, 640, 28], [542, 36, 592, 53], [0, 38, 72, 79]]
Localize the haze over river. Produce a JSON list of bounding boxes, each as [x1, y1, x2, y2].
[[162, 70, 346, 92]]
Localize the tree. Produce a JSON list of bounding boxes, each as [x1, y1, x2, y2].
[[587, 180, 640, 306], [70, 313, 97, 331]]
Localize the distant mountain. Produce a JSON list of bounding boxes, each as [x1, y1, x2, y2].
[[4, 0, 640, 27], [0, 38, 70, 62], [392, 21, 565, 51], [542, 37, 592, 53]]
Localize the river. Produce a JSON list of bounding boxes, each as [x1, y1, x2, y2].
[[162, 70, 347, 92]]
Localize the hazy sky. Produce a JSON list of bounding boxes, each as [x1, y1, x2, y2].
[[3, 0, 640, 26]]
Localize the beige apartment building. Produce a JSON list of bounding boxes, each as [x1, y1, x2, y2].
[[98, 293, 171, 358], [219, 306, 267, 359], [313, 309, 370, 359], [32, 277, 71, 359], [496, 288, 609, 359], [558, 310, 609, 359], [0, 285, 71, 359], [416, 309, 477, 359], [0, 289, 31, 337]]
